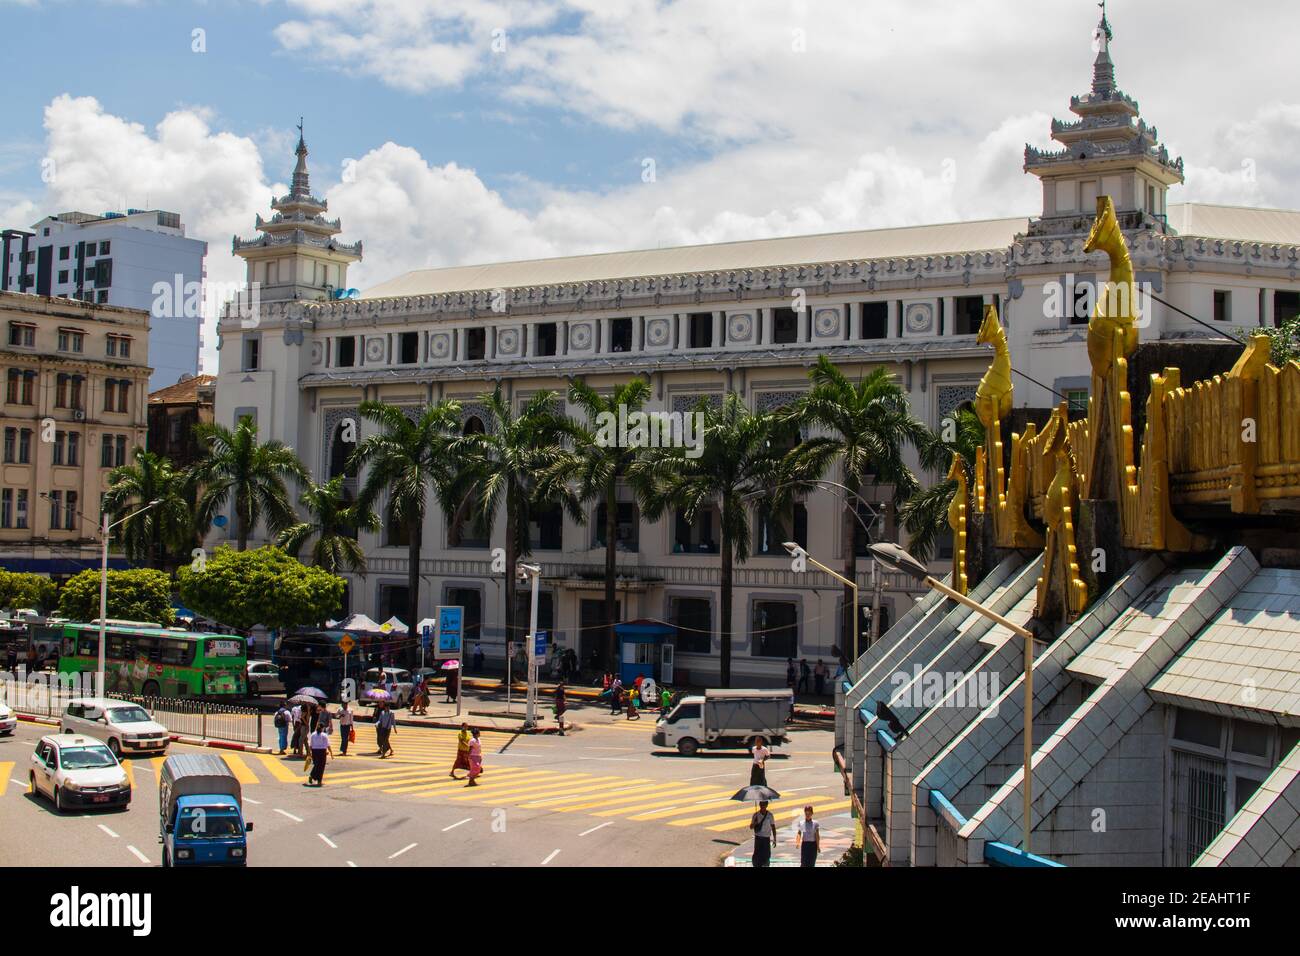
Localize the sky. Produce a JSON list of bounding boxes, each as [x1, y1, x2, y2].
[[2, 0, 1299, 375]]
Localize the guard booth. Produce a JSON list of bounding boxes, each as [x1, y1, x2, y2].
[[614, 620, 674, 686]]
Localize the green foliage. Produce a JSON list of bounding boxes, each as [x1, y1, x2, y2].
[[103, 448, 197, 569], [899, 406, 986, 563], [0, 569, 57, 612], [1232, 314, 1300, 367], [57, 568, 176, 626], [192, 416, 307, 549], [177, 545, 344, 631], [278, 476, 378, 574]]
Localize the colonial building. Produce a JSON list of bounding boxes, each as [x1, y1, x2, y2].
[[212, 12, 1300, 687], [146, 373, 215, 467], [0, 290, 151, 578], [1, 208, 206, 390]]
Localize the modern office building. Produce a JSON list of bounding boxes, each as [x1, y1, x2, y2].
[[211, 11, 1300, 686], [0, 290, 151, 578], [2, 208, 206, 391]]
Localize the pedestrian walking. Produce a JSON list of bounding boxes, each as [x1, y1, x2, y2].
[[750, 736, 771, 786], [795, 805, 821, 867], [751, 800, 777, 867], [411, 677, 429, 715], [305, 727, 332, 786], [798, 658, 811, 694], [465, 728, 483, 786], [316, 703, 333, 735], [609, 677, 623, 715], [813, 659, 828, 696], [472, 643, 484, 673], [445, 668, 459, 703], [290, 702, 304, 756], [660, 687, 672, 718], [785, 658, 797, 691], [338, 701, 354, 756], [554, 682, 567, 735], [375, 704, 396, 758], [5, 646, 17, 677], [625, 693, 640, 720], [449, 723, 471, 779], [273, 701, 291, 754]]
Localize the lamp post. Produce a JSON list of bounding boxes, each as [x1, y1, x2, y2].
[[42, 492, 164, 696], [868, 541, 1038, 856], [517, 562, 542, 729], [782, 542, 865, 661]]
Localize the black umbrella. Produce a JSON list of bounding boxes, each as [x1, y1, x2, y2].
[[294, 686, 328, 701], [731, 785, 781, 802]]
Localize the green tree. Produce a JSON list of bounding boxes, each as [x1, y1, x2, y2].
[[278, 475, 379, 575], [634, 393, 822, 688], [177, 545, 345, 631], [791, 358, 926, 649], [58, 568, 176, 625], [565, 377, 653, 669], [192, 415, 307, 550], [453, 387, 583, 654], [1232, 314, 1300, 367], [350, 400, 462, 654], [0, 569, 57, 612], [898, 406, 985, 563], [102, 448, 196, 570]]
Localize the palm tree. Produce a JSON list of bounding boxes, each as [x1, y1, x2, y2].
[[899, 405, 985, 562], [349, 400, 463, 659], [193, 416, 308, 550], [791, 357, 927, 651], [102, 448, 194, 569], [278, 475, 379, 575], [633, 393, 821, 688], [452, 386, 584, 656], [565, 377, 653, 669]]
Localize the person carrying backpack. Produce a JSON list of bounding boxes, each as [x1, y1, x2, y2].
[[273, 702, 291, 754]]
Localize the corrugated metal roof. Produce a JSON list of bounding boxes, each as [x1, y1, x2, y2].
[[362, 216, 1029, 299], [1148, 568, 1300, 723], [359, 203, 1300, 301]]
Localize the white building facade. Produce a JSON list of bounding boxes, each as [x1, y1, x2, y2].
[[2, 208, 206, 390], [212, 16, 1300, 687]]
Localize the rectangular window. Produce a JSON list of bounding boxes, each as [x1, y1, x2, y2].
[[48, 491, 63, 530], [953, 296, 984, 336], [97, 290, 108, 304], [399, 331, 419, 364], [52, 431, 65, 466], [95, 259, 112, 287], [1173, 707, 1224, 751], [610, 317, 632, 352], [100, 241, 110, 255], [59, 246, 69, 261], [594, 501, 639, 552], [66, 432, 79, 466], [5, 369, 18, 404], [772, 307, 798, 344], [58, 270, 68, 284], [15, 489, 27, 529], [861, 301, 889, 339], [104, 379, 117, 411], [115, 435, 127, 467], [243, 336, 261, 371], [670, 596, 712, 655], [1213, 290, 1231, 323], [529, 503, 563, 551], [101, 434, 113, 468], [752, 600, 798, 658], [336, 337, 355, 368], [64, 491, 78, 532], [17, 428, 31, 464], [7, 323, 35, 347], [688, 312, 713, 349], [673, 506, 719, 554], [1066, 389, 1089, 415], [534, 322, 558, 357], [466, 327, 486, 360], [1070, 276, 1093, 326], [58, 330, 85, 353], [3, 427, 14, 463], [0, 489, 9, 528]]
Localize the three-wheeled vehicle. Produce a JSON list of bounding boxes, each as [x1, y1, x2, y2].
[[159, 753, 253, 867]]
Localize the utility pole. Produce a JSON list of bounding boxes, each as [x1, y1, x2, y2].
[[518, 563, 541, 729]]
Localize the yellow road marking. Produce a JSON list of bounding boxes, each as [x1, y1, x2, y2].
[[524, 782, 680, 812], [447, 774, 612, 803], [0, 761, 13, 795], [408, 770, 558, 797], [254, 753, 305, 783], [588, 784, 729, 816], [374, 767, 539, 795], [669, 795, 849, 828], [626, 798, 736, 821], [220, 753, 260, 785]]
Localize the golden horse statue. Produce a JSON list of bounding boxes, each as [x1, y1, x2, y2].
[[975, 303, 1013, 428], [1036, 415, 1088, 621]]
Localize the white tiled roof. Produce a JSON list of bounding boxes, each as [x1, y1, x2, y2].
[[360, 203, 1300, 300]]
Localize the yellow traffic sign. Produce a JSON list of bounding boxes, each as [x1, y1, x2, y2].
[[339, 634, 355, 655]]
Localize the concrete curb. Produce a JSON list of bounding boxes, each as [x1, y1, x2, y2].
[[15, 711, 272, 753]]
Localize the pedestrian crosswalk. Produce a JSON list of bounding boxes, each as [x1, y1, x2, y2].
[[90, 725, 842, 835]]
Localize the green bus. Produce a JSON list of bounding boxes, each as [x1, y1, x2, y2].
[[56, 622, 248, 698]]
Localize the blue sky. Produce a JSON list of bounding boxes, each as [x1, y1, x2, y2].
[[2, 0, 1297, 375]]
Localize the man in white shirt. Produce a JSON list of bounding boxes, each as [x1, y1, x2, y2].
[[750, 737, 771, 786], [751, 799, 777, 867], [795, 804, 821, 867]]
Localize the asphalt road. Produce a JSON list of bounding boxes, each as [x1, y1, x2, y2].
[[0, 701, 842, 867]]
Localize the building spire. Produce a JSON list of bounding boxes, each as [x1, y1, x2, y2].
[[1091, 1, 1115, 95], [291, 117, 311, 199]]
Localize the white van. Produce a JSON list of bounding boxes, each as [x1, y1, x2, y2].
[[653, 689, 792, 755], [59, 698, 170, 758]]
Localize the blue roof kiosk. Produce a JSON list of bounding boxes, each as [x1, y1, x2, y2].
[[614, 620, 675, 686]]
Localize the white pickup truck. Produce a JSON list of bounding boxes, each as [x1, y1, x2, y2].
[[652, 689, 792, 755]]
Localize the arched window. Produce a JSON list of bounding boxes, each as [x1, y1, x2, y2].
[[328, 421, 354, 479]]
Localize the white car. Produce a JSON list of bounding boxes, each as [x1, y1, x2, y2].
[[246, 660, 286, 697], [361, 667, 414, 708], [30, 734, 131, 812], [59, 698, 170, 758], [0, 701, 15, 736]]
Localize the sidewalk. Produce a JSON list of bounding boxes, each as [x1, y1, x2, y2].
[[723, 810, 856, 867]]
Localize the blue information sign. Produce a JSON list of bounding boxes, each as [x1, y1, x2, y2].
[[436, 606, 464, 659], [534, 630, 548, 658], [421, 624, 432, 651]]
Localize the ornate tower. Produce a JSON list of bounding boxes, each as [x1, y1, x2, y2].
[[233, 120, 362, 302], [1024, 5, 1184, 237]]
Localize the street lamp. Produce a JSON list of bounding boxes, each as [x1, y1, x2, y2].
[[516, 562, 542, 729], [782, 542, 867, 661], [868, 541, 1038, 855]]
